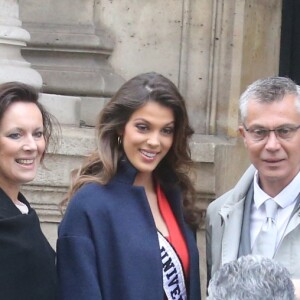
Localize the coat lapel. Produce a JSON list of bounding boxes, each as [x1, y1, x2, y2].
[[220, 198, 246, 264], [0, 188, 22, 218], [283, 200, 300, 237], [238, 183, 254, 256]]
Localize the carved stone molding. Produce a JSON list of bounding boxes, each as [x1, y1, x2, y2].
[[0, 0, 42, 86], [19, 0, 124, 97]]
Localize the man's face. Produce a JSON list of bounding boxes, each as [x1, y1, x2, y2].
[[239, 94, 300, 195]]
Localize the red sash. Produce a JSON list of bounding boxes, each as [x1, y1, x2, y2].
[[156, 184, 189, 277]]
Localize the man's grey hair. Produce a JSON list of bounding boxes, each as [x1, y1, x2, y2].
[[239, 76, 300, 122], [207, 255, 295, 300]]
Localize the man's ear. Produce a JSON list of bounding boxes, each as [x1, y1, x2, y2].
[[238, 125, 248, 148]]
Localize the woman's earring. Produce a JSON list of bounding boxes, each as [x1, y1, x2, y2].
[[118, 136, 122, 145]]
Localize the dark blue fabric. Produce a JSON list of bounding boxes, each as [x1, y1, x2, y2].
[[57, 159, 201, 300]]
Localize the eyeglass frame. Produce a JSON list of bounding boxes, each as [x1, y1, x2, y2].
[[242, 124, 300, 141]]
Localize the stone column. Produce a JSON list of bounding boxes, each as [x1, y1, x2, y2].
[[0, 0, 42, 87], [19, 0, 124, 127]]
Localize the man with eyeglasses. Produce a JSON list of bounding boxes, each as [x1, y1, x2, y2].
[[206, 76, 300, 298]]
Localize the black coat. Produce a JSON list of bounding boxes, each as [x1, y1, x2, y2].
[[0, 188, 57, 300]]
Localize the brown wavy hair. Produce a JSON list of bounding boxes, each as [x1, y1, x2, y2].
[[63, 72, 201, 227]]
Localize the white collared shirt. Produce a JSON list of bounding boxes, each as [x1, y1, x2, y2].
[[250, 170, 300, 249]]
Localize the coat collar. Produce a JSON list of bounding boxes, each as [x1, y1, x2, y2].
[[0, 188, 17, 211], [112, 156, 179, 187], [0, 188, 30, 218], [112, 156, 138, 185], [219, 165, 256, 217], [220, 196, 246, 264], [218, 165, 255, 264]]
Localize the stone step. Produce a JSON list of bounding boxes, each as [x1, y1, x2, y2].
[[39, 93, 81, 127]]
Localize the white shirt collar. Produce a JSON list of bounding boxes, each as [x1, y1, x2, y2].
[[253, 170, 300, 209]]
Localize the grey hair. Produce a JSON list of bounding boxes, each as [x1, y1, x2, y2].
[[207, 255, 295, 300], [239, 76, 300, 122]]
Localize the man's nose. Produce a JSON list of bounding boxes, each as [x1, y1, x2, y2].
[[264, 131, 281, 150]]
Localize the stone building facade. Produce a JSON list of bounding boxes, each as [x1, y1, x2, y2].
[[0, 0, 282, 296]]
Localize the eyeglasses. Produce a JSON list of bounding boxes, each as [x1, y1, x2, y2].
[[243, 124, 300, 141]]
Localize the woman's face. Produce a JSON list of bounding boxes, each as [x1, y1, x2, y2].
[[122, 101, 175, 176], [0, 101, 45, 193]]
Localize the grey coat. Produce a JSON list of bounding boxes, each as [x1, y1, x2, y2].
[[206, 165, 300, 282]]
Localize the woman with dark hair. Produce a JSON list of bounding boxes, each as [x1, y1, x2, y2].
[[0, 82, 57, 299], [57, 72, 202, 300]]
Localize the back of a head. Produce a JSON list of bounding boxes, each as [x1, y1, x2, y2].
[[207, 255, 295, 300]]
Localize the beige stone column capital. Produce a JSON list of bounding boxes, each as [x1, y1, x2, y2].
[[0, 0, 42, 87]]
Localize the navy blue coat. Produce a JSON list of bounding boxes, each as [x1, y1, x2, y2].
[[57, 159, 201, 300]]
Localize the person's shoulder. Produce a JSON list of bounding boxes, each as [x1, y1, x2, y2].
[[207, 165, 255, 215], [207, 189, 233, 214], [74, 182, 103, 197], [66, 180, 126, 212], [59, 183, 106, 233], [65, 183, 105, 211]]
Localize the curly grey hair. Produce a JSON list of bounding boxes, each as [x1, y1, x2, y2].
[[207, 255, 295, 300]]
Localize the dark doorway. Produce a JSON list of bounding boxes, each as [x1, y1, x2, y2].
[[279, 0, 300, 84]]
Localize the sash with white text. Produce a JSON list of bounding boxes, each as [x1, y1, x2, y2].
[[157, 231, 187, 300]]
